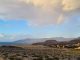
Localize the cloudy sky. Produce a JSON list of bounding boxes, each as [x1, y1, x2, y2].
[[0, 0, 80, 42]]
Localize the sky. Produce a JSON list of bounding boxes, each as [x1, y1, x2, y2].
[[0, 0, 80, 42]]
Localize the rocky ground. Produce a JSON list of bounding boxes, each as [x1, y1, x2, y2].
[[0, 45, 80, 60]]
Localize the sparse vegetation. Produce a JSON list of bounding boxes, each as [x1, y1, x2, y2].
[[0, 45, 80, 60]]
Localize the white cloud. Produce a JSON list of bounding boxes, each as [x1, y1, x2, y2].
[[0, 33, 32, 42], [62, 0, 80, 11], [0, 0, 80, 26], [22, 0, 60, 10], [0, 33, 5, 38]]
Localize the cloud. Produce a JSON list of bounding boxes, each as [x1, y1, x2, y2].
[[62, 0, 80, 11], [0, 0, 80, 26], [0, 33, 32, 42], [22, 0, 60, 10], [0, 33, 5, 38]]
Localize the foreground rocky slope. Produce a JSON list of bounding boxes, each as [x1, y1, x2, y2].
[[0, 45, 80, 60]]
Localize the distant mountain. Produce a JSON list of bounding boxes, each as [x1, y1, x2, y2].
[[69, 37, 80, 44], [32, 40, 58, 45], [52, 37, 74, 41], [32, 37, 80, 46], [0, 37, 80, 45], [13, 37, 74, 44], [14, 38, 43, 44]]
